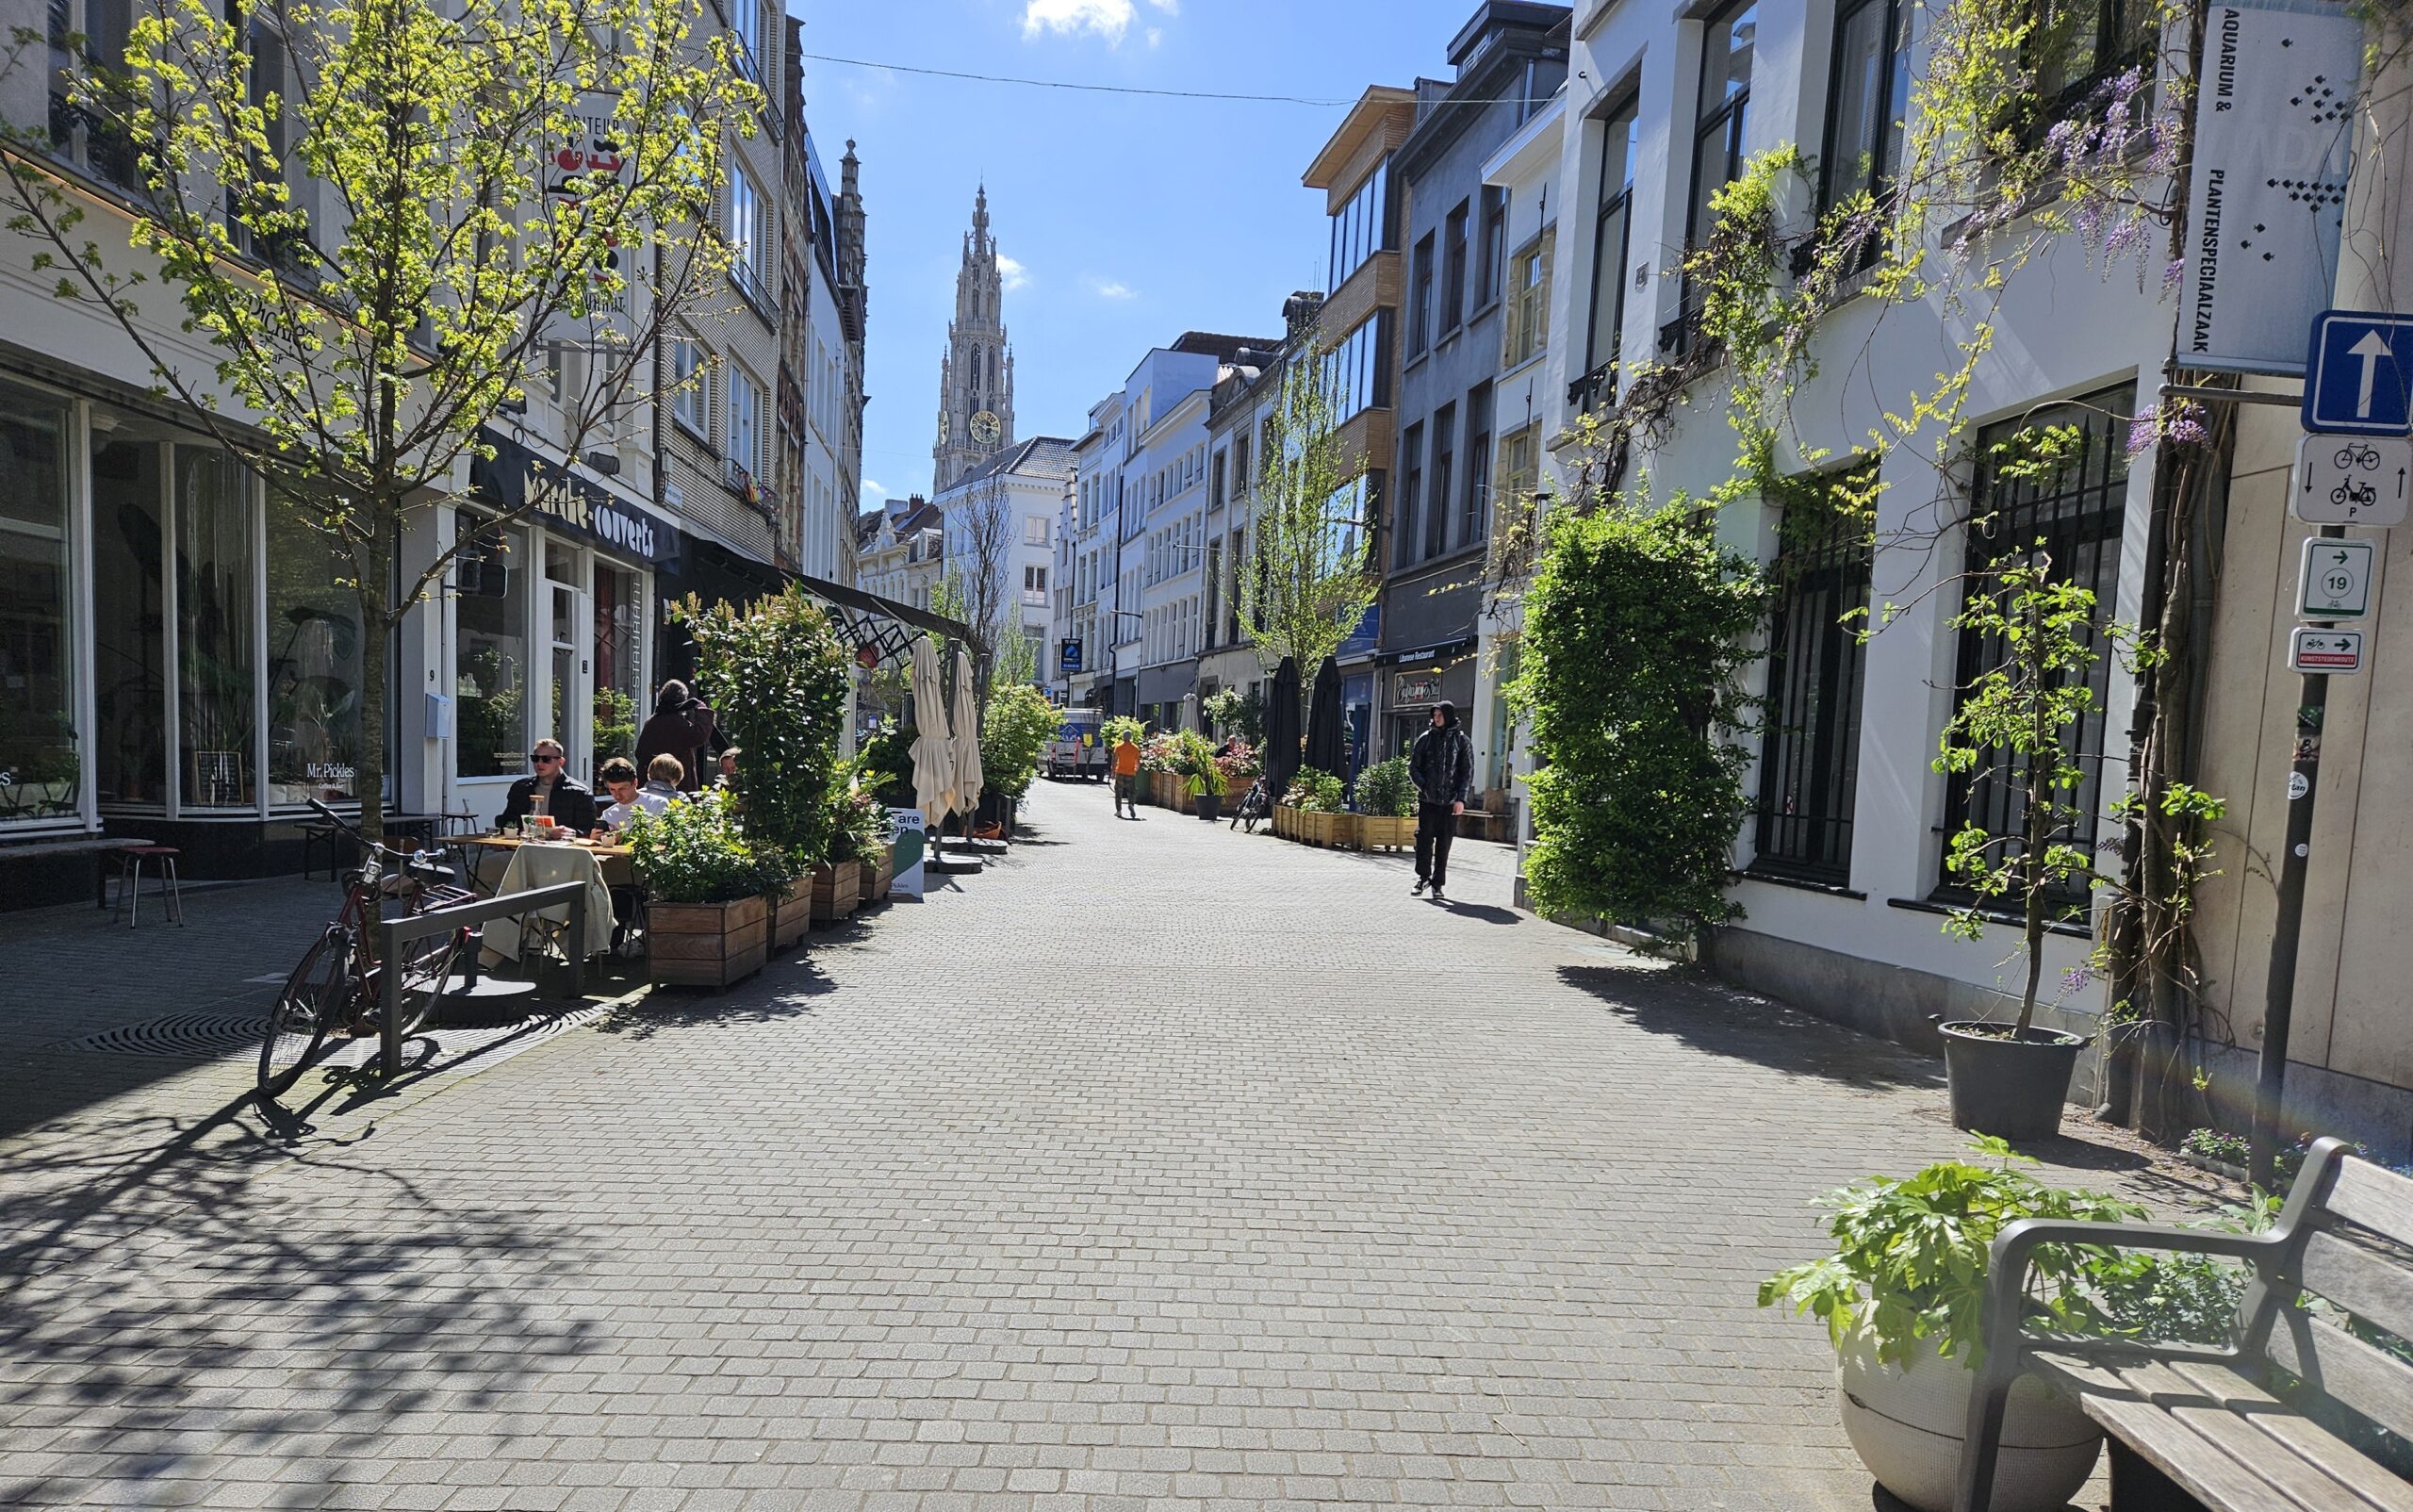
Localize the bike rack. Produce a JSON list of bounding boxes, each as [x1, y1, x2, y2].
[[376, 881, 590, 1077]]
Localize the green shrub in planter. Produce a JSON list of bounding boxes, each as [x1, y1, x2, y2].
[[1352, 757, 1416, 817], [672, 585, 850, 871], [1283, 766, 1344, 813], [981, 684, 1059, 801], [623, 792, 791, 905]]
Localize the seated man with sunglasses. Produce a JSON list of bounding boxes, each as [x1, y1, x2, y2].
[[494, 737, 599, 837]]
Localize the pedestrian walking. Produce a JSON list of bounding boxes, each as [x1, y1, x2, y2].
[[1408, 701, 1473, 902], [633, 680, 719, 793], [1111, 731, 1143, 818]]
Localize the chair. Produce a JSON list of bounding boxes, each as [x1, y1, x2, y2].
[[110, 845, 185, 928]]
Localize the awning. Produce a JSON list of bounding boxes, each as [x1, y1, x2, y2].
[[798, 573, 970, 669]]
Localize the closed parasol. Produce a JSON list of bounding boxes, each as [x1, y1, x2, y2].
[[909, 636, 953, 826], [1303, 655, 1344, 780], [948, 643, 985, 819], [1264, 656, 1302, 804]]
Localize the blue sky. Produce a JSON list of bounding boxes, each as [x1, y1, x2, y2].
[[795, 0, 1487, 509]]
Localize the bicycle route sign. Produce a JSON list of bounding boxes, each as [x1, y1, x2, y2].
[[2297, 537, 2375, 620], [2294, 433, 2411, 527], [2288, 626, 2365, 675]]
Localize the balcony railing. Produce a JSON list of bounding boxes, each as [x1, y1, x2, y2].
[[1567, 360, 1617, 415]]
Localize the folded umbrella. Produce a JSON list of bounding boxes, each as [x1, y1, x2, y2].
[[909, 636, 953, 828]]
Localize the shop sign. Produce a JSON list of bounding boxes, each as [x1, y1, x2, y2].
[[473, 426, 678, 567], [1393, 670, 1444, 707], [1059, 638, 1083, 674]]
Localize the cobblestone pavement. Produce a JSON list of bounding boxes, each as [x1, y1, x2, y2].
[[0, 784, 2190, 1511]]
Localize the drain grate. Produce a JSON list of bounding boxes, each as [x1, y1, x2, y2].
[[64, 1011, 264, 1059]]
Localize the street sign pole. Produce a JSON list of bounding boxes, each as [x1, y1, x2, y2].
[[2253, 523, 2345, 1189]]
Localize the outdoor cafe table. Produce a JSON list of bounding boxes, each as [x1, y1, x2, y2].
[[461, 835, 636, 890]]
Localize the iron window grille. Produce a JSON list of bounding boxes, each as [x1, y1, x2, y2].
[[1752, 468, 1877, 885], [1934, 383, 2135, 902]]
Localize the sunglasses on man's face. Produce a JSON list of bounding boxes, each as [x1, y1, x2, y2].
[[531, 751, 562, 763]]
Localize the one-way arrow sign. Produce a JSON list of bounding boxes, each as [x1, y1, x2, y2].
[[2305, 311, 2413, 435]]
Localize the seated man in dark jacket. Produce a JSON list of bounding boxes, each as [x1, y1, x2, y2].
[[494, 737, 599, 835]]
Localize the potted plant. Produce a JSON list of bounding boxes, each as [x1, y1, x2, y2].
[[978, 683, 1057, 840], [1173, 731, 1223, 822], [625, 792, 788, 989], [1931, 552, 2209, 1138], [1350, 757, 1417, 851], [1215, 739, 1259, 803], [1284, 767, 1346, 846], [1759, 1139, 2140, 1512]]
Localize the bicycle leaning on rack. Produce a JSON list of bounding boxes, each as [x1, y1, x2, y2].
[[258, 799, 476, 1099]]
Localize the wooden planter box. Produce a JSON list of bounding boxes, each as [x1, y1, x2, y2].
[[1272, 803, 1297, 839], [1326, 812, 1361, 849], [812, 859, 861, 923], [856, 851, 891, 905], [770, 877, 813, 950], [648, 896, 767, 989], [1297, 809, 1331, 846], [1355, 814, 1415, 852]]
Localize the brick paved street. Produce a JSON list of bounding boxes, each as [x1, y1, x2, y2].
[[0, 784, 2188, 1511]]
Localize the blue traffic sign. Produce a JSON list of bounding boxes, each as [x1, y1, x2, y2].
[[2303, 310, 2413, 436]]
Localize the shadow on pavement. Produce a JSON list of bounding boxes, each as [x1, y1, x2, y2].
[[1435, 900, 1520, 925], [0, 1093, 599, 1503], [1557, 961, 1946, 1093], [592, 952, 837, 1041]]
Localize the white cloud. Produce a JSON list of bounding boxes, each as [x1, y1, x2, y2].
[[1086, 275, 1136, 301], [995, 254, 1030, 292], [1021, 0, 1134, 43], [862, 478, 890, 501], [1144, 25, 1161, 46], [1146, 0, 1177, 12]]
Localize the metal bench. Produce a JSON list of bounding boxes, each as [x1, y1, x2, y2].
[[1957, 1138, 2413, 1512]]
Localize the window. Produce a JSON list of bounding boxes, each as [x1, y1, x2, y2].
[[673, 338, 710, 436], [1323, 313, 1390, 425], [2027, 0, 2157, 136], [728, 367, 762, 477], [727, 0, 763, 79], [52, 0, 143, 188], [729, 163, 764, 299], [1939, 385, 2135, 897], [455, 517, 530, 779], [1821, 0, 1911, 217], [1678, 3, 1757, 352], [1409, 233, 1436, 356], [1327, 165, 1389, 294], [0, 381, 78, 825], [1024, 564, 1048, 606], [1577, 97, 1640, 411], [1396, 423, 1424, 571], [266, 495, 367, 804], [1496, 423, 1541, 508], [1479, 187, 1507, 307], [1210, 450, 1226, 510], [1753, 467, 1876, 883], [1461, 387, 1492, 551], [1425, 405, 1455, 561], [1026, 514, 1051, 547], [1233, 432, 1252, 498], [1442, 202, 1470, 334], [1502, 237, 1551, 370]]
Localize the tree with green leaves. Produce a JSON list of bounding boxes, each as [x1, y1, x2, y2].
[[1237, 340, 1376, 721], [1, 0, 758, 835]]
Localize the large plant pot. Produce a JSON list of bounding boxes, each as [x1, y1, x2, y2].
[[1327, 812, 1360, 849], [648, 896, 768, 990], [1836, 1329, 2100, 1512], [769, 878, 813, 951], [1356, 814, 1414, 852], [1194, 789, 1222, 822], [1939, 1023, 2084, 1139], [811, 860, 861, 923], [1271, 803, 1295, 839]]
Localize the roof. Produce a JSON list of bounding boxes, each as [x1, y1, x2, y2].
[[1303, 85, 1416, 190], [1170, 331, 1282, 362], [952, 436, 1078, 488]]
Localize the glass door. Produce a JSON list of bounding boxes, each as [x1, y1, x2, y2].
[[544, 540, 591, 781], [593, 561, 642, 768]]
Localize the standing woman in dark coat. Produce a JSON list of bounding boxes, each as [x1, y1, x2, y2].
[[633, 680, 720, 794]]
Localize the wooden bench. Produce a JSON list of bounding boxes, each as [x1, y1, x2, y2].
[[0, 836, 156, 908], [1957, 1137, 2413, 1512]]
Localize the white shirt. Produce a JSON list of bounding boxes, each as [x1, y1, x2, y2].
[[600, 784, 673, 832]]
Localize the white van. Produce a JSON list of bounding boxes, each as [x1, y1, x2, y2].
[[1044, 708, 1105, 781]]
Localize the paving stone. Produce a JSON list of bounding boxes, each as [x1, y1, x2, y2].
[[0, 785, 2153, 1509]]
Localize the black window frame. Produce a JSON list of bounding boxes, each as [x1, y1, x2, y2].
[[1425, 403, 1455, 562], [1461, 384, 1493, 555], [1442, 201, 1470, 336], [1672, 1, 1758, 358], [1751, 464, 1877, 886], [1934, 383, 2136, 903], [1478, 186, 1507, 309], [1395, 423, 1424, 572], [1573, 94, 1640, 414], [1817, 0, 1910, 220], [1409, 232, 1436, 357]]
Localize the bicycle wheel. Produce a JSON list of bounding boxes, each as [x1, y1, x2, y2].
[[260, 925, 348, 1097], [383, 928, 464, 1040]]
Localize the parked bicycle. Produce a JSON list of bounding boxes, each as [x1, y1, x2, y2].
[[1230, 777, 1272, 833], [258, 799, 475, 1099]]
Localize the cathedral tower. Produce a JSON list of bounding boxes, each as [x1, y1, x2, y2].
[[932, 185, 1015, 491]]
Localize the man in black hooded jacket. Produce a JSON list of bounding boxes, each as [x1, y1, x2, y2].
[[1408, 700, 1474, 901]]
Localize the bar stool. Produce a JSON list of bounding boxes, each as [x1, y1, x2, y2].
[[111, 845, 186, 928]]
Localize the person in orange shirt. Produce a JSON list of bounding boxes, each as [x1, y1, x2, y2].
[[1110, 732, 1143, 819]]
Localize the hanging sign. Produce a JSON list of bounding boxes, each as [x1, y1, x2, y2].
[[2296, 537, 2375, 620], [2287, 626, 2365, 674], [2293, 434, 2412, 526], [2176, 6, 2361, 375]]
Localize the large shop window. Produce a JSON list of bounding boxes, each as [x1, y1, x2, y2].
[[0, 382, 77, 823], [1752, 467, 1876, 885], [265, 507, 363, 804], [1937, 384, 2135, 899], [92, 437, 166, 806], [455, 518, 530, 779], [594, 563, 642, 764], [176, 449, 255, 809]]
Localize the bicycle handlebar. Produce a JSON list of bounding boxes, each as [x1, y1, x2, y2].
[[306, 797, 446, 872]]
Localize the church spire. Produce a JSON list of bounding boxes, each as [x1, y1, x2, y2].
[[932, 185, 1014, 493]]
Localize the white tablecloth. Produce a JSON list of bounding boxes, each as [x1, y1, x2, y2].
[[481, 843, 616, 962]]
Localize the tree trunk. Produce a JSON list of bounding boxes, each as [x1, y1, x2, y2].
[[357, 512, 395, 848]]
